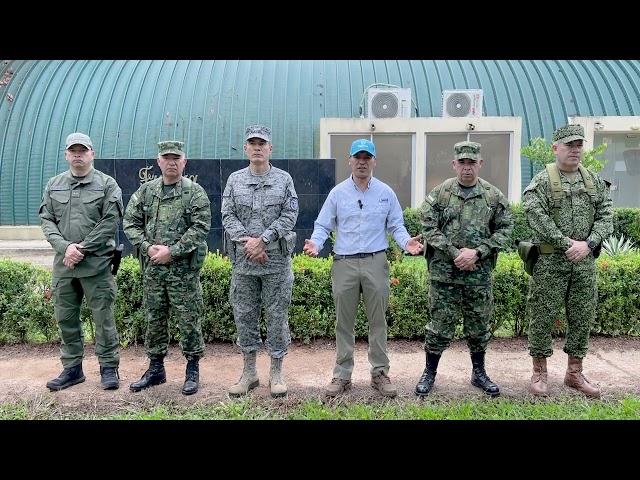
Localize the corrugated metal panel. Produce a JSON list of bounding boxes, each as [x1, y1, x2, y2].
[[1, 60, 640, 225]]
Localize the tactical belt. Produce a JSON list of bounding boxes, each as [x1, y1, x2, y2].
[[538, 242, 564, 254], [333, 249, 386, 260]]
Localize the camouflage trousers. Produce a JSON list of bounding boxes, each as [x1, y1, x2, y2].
[[143, 262, 205, 360], [527, 254, 596, 359], [52, 269, 119, 368], [425, 281, 493, 355], [230, 268, 293, 359]]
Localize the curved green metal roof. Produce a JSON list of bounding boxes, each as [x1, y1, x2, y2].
[[1, 60, 639, 224]]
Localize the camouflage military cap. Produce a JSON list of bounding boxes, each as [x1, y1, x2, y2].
[[552, 124, 586, 144], [65, 132, 93, 150], [454, 141, 481, 161], [158, 140, 185, 156], [244, 124, 271, 142]]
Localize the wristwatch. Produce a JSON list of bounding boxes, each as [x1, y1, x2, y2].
[[587, 240, 597, 251], [261, 234, 271, 245], [475, 249, 481, 259]]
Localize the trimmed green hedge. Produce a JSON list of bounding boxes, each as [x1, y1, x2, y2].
[[1, 251, 640, 345], [400, 206, 640, 253]]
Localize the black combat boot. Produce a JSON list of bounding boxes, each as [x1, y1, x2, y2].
[[46, 364, 85, 391], [470, 351, 500, 397], [415, 352, 441, 396], [182, 357, 199, 396], [130, 356, 166, 392], [100, 366, 119, 390]]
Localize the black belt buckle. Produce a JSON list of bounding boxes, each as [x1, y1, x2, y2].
[[334, 249, 385, 260]]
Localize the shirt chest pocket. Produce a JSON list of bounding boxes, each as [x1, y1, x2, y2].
[[81, 189, 105, 221], [374, 201, 390, 216], [82, 189, 105, 204], [49, 189, 70, 217], [262, 193, 284, 224], [235, 194, 254, 208]]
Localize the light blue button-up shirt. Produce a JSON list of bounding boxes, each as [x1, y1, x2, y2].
[[310, 175, 411, 255]]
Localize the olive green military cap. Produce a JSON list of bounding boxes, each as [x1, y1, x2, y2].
[[454, 141, 481, 161], [158, 140, 185, 156], [552, 124, 586, 144]]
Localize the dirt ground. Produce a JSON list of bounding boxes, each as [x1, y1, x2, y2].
[[1, 337, 639, 414], [2, 249, 639, 414]]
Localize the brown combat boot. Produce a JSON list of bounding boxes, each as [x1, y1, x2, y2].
[[324, 378, 351, 397], [371, 371, 398, 398], [564, 355, 600, 398], [529, 357, 548, 396]]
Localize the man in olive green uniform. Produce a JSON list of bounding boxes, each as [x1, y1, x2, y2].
[[40, 132, 123, 391], [123, 140, 211, 396], [523, 124, 612, 398], [222, 125, 298, 398], [415, 141, 513, 397]]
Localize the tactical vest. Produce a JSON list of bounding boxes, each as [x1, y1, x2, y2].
[[545, 163, 597, 225], [436, 177, 499, 210], [425, 177, 500, 269]]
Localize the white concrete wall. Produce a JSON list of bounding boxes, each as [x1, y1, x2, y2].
[[320, 117, 522, 206]]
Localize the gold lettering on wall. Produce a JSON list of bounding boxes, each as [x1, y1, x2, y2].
[[138, 166, 198, 184]]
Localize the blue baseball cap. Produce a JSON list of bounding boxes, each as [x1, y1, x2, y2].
[[350, 138, 376, 157]]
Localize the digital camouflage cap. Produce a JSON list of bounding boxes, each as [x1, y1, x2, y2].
[[244, 125, 272, 142], [454, 141, 481, 161], [552, 124, 586, 144], [158, 140, 185, 156]]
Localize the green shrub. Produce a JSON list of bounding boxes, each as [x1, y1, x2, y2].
[[2, 250, 640, 344], [508, 202, 535, 250], [113, 256, 145, 346], [0, 259, 56, 343], [613, 208, 640, 246], [596, 253, 640, 336]]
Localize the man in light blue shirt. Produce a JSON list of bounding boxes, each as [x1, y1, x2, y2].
[[304, 138, 423, 397]]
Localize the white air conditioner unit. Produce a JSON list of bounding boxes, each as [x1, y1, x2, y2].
[[442, 89, 483, 117], [367, 88, 411, 119]]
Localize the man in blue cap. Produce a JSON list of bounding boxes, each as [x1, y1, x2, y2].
[[304, 138, 423, 398]]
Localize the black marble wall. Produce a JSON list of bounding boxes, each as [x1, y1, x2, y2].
[[94, 159, 336, 257]]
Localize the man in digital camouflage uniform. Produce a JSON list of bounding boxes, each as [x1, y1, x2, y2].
[[415, 141, 513, 397], [123, 140, 211, 395], [40, 132, 123, 391], [222, 125, 299, 398], [523, 124, 612, 398]]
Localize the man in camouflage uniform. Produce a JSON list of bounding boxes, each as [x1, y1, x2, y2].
[[415, 141, 513, 397], [222, 125, 298, 398], [523, 124, 612, 398], [40, 132, 123, 391], [123, 140, 211, 395]]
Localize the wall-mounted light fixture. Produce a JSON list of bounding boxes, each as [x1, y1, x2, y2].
[[466, 123, 475, 131], [594, 122, 604, 130]]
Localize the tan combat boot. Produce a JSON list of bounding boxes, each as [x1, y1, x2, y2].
[[371, 371, 398, 398], [269, 357, 287, 398], [529, 357, 548, 396], [324, 378, 351, 397], [564, 355, 600, 398], [228, 351, 259, 397]]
